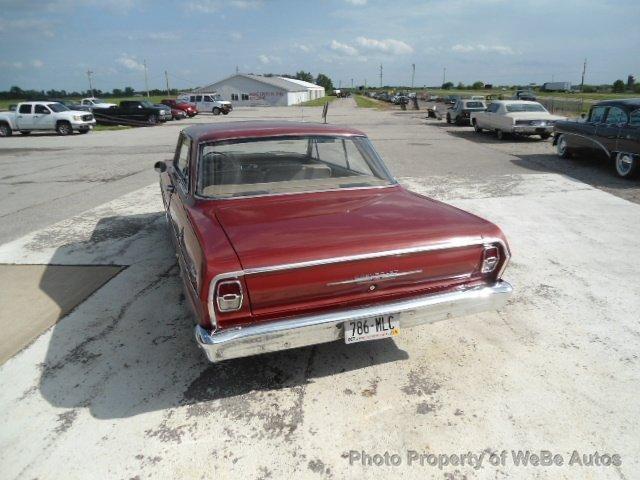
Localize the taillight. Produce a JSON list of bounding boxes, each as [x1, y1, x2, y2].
[[481, 245, 500, 274], [216, 280, 243, 311]]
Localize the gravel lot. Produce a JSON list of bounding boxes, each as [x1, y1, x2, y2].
[[0, 99, 639, 479]]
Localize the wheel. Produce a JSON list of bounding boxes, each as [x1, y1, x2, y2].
[[19, 130, 31, 135], [0, 123, 12, 137], [556, 134, 572, 159], [540, 133, 551, 140], [615, 152, 638, 178], [446, 114, 451, 124], [212, 107, 221, 115], [147, 114, 158, 125], [222, 110, 229, 115], [496, 130, 506, 140], [56, 122, 72, 136], [78, 129, 89, 134], [473, 121, 482, 133]]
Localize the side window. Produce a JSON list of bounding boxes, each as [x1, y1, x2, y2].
[[344, 139, 372, 174], [314, 138, 347, 168], [630, 109, 640, 127], [195, 95, 202, 102], [241, 94, 249, 101], [34, 104, 49, 114], [589, 106, 607, 123], [174, 137, 191, 187], [189, 96, 195, 102], [19, 104, 32, 114], [605, 106, 628, 125], [203, 95, 212, 102], [231, 93, 239, 101]]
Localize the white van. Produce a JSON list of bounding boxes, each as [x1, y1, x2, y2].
[[177, 92, 232, 115]]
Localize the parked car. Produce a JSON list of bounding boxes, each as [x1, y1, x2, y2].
[[446, 99, 487, 125], [161, 99, 198, 117], [80, 97, 117, 109], [153, 121, 512, 362], [48, 99, 91, 112], [177, 93, 232, 115], [471, 100, 566, 140], [0, 101, 95, 136], [553, 98, 640, 178], [92, 100, 170, 126], [153, 104, 174, 122], [470, 95, 486, 101], [170, 108, 187, 120], [513, 90, 537, 101]]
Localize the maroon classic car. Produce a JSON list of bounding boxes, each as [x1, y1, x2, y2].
[[161, 99, 198, 117], [154, 122, 512, 362]]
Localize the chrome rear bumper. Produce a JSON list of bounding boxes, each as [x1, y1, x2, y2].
[[195, 281, 512, 362]]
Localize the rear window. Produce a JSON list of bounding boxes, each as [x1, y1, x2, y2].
[[465, 101, 485, 108], [506, 103, 546, 112], [197, 136, 394, 198]]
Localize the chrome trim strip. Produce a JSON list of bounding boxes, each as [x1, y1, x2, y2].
[[327, 269, 424, 286], [196, 281, 513, 362], [206, 236, 511, 331]]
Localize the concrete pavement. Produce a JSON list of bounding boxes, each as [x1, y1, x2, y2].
[[0, 100, 638, 479]]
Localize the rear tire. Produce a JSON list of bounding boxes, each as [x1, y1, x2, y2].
[[446, 114, 451, 124], [56, 122, 72, 136], [496, 129, 506, 140], [212, 107, 221, 115], [0, 123, 12, 137], [540, 133, 551, 140], [556, 134, 572, 159], [147, 114, 158, 125], [615, 152, 638, 178], [222, 110, 229, 115], [79, 129, 89, 134], [20, 130, 31, 135]]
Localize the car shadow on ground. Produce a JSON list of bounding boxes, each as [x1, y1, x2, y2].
[[442, 125, 551, 145], [36, 212, 409, 419]]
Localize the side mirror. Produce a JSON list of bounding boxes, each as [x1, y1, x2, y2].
[[154, 161, 167, 173]]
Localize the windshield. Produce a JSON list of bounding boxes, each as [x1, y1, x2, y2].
[[92, 98, 104, 103], [49, 103, 69, 112], [140, 101, 154, 108], [198, 135, 394, 198], [506, 103, 547, 112]]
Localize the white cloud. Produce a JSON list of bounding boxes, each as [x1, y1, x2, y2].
[[230, 31, 242, 41], [186, 0, 221, 13], [345, 0, 367, 4], [329, 40, 359, 56], [258, 54, 280, 64], [0, 18, 55, 37], [294, 43, 311, 53], [116, 53, 145, 71], [146, 32, 180, 40], [231, 0, 263, 8], [356, 36, 413, 55], [31, 59, 44, 68], [0, 61, 24, 69], [451, 44, 516, 55]]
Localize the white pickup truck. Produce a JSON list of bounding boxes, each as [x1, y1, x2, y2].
[[0, 101, 96, 137], [471, 100, 566, 140]]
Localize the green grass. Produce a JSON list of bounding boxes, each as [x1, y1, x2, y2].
[[299, 96, 337, 107], [354, 95, 388, 109], [94, 125, 132, 131]]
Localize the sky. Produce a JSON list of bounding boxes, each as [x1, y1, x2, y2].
[[0, 0, 638, 92]]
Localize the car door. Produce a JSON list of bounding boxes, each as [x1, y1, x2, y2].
[[577, 105, 607, 157], [482, 103, 499, 129], [167, 135, 199, 290], [32, 104, 56, 130], [15, 104, 35, 129], [615, 108, 640, 156], [596, 106, 627, 157]]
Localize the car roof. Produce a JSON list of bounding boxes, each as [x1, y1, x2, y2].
[[594, 98, 640, 108], [183, 121, 367, 143], [494, 100, 540, 105]]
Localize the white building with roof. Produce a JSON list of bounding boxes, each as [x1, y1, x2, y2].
[[192, 74, 325, 106]]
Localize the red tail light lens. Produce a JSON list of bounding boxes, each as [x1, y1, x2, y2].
[[216, 280, 243, 311], [481, 245, 500, 274]]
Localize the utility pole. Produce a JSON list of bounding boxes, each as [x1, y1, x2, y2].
[[235, 65, 239, 74], [580, 58, 587, 93], [86, 70, 94, 97], [351, 78, 353, 89], [379, 64, 383, 88], [442, 67, 446, 86], [143, 59, 149, 98], [411, 63, 415, 89], [364, 78, 367, 90], [164, 70, 170, 96]]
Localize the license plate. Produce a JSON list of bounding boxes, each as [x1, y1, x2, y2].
[[344, 314, 400, 344]]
